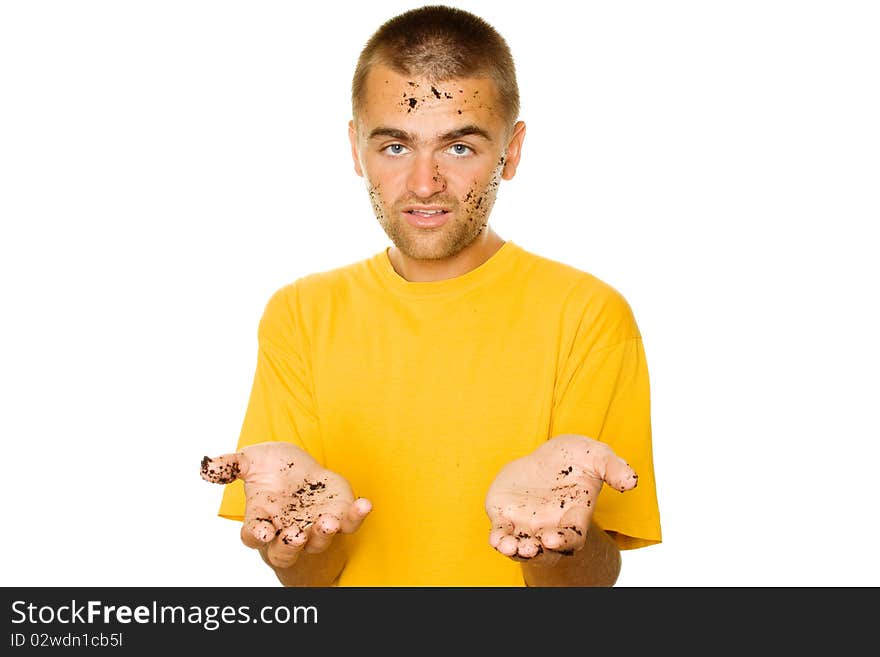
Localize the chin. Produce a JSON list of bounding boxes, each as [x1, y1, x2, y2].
[[408, 233, 483, 262], [399, 241, 456, 261]]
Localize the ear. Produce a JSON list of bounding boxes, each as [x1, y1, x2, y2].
[[501, 121, 526, 180], [349, 120, 364, 177]]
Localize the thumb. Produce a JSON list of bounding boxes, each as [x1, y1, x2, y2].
[[599, 452, 639, 493], [200, 452, 249, 484]]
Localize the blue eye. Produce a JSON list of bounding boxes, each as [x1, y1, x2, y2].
[[384, 144, 408, 156], [449, 144, 472, 156]]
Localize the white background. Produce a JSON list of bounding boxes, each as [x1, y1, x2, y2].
[[1, 0, 878, 587]]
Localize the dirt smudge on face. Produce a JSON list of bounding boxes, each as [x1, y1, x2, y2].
[[399, 89, 421, 113], [367, 181, 386, 223], [457, 154, 504, 236]]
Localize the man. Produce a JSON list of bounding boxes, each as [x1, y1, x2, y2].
[[201, 5, 661, 587]]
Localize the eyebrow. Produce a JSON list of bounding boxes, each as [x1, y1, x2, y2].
[[368, 124, 493, 143]]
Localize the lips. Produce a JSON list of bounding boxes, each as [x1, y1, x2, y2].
[[402, 207, 451, 228]]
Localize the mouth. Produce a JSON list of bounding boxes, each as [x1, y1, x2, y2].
[[402, 206, 451, 228]]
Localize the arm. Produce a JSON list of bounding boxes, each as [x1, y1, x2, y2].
[[520, 519, 620, 587], [210, 287, 372, 586], [549, 335, 662, 553]]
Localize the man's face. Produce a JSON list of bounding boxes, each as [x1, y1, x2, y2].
[[349, 63, 525, 260]]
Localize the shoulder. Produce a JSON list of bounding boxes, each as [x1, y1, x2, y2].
[[258, 253, 377, 335], [515, 246, 641, 348], [296, 253, 377, 302]]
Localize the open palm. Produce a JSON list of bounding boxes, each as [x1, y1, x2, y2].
[[485, 434, 638, 566], [201, 441, 371, 568]]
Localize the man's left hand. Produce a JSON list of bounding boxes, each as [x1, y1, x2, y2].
[[485, 433, 638, 567]]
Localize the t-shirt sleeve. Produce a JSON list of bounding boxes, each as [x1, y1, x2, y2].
[[216, 283, 323, 522], [549, 292, 662, 550]]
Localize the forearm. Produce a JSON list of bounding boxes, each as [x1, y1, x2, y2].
[[259, 534, 348, 587], [521, 520, 621, 587]]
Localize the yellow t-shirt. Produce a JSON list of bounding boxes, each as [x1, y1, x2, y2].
[[217, 240, 661, 586]]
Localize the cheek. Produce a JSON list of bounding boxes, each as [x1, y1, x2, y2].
[[456, 166, 503, 215], [466, 165, 502, 196], [364, 156, 408, 185], [446, 162, 495, 195]]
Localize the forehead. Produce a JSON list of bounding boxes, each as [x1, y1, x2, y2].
[[359, 63, 503, 131]]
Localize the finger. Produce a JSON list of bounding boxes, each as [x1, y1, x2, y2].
[[537, 525, 586, 555], [303, 514, 341, 554], [516, 533, 542, 559], [200, 452, 247, 484], [339, 498, 372, 534], [496, 534, 519, 557], [511, 526, 542, 559], [601, 454, 639, 492], [241, 504, 277, 549], [241, 516, 276, 549], [488, 518, 514, 549], [265, 525, 308, 568]]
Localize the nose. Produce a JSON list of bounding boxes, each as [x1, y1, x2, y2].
[[406, 153, 446, 198]]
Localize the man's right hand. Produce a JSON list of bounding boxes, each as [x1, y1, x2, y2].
[[200, 442, 372, 570]]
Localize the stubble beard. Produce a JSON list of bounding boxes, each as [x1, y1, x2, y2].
[[366, 170, 501, 261], [381, 204, 487, 261]]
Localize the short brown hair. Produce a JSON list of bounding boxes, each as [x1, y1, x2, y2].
[[351, 5, 520, 129]]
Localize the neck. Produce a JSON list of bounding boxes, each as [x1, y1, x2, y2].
[[388, 229, 506, 283]]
